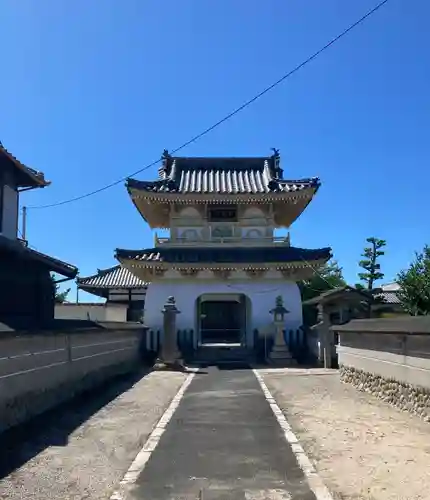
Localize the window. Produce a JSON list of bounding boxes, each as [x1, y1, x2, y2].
[[181, 229, 199, 241], [212, 225, 233, 238], [208, 206, 237, 222]]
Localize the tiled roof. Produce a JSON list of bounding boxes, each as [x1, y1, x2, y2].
[[26, 246, 78, 279], [378, 282, 401, 305], [0, 141, 50, 188], [115, 246, 332, 265], [127, 155, 320, 195], [77, 265, 148, 289], [380, 292, 401, 304], [0, 235, 77, 278], [303, 286, 371, 306]]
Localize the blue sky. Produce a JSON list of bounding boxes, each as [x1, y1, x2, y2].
[[1, 0, 429, 301]]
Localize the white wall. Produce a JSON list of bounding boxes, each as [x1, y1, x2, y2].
[[55, 303, 128, 322], [144, 280, 303, 347], [337, 345, 430, 390], [1, 185, 18, 239]]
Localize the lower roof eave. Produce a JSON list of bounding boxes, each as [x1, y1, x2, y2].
[[116, 258, 330, 273]]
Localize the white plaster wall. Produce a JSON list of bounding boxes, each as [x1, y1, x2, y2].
[[144, 280, 303, 347], [337, 345, 430, 390], [1, 185, 18, 239], [55, 304, 128, 322], [104, 304, 128, 322]]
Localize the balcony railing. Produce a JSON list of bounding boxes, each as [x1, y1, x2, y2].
[[154, 233, 290, 247]]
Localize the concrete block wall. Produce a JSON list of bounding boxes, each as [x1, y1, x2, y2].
[[0, 325, 143, 433], [333, 318, 430, 421]]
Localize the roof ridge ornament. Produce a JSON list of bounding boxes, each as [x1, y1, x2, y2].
[[271, 147, 283, 179], [158, 149, 173, 179]]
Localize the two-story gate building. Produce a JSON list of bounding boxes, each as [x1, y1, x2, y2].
[[116, 150, 331, 353]]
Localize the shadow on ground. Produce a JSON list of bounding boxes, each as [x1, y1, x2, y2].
[[191, 362, 252, 371], [0, 368, 150, 479]]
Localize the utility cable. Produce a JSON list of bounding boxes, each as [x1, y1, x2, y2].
[[28, 0, 391, 211]]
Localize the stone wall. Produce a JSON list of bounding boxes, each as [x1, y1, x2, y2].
[[333, 317, 430, 422], [0, 321, 145, 433], [340, 365, 430, 421]]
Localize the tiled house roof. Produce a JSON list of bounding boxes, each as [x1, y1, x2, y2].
[[127, 155, 320, 195], [77, 265, 148, 289], [379, 282, 401, 305], [115, 246, 332, 265], [303, 286, 372, 306], [26, 246, 78, 279], [0, 141, 50, 188], [0, 236, 78, 278]]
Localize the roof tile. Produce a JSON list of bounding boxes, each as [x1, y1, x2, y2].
[[127, 156, 320, 195], [78, 265, 147, 289]]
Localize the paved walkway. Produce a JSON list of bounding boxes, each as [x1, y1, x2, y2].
[[129, 367, 317, 499]]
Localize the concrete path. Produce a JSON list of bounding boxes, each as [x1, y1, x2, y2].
[[127, 367, 318, 500]]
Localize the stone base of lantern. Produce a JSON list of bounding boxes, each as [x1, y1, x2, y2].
[[153, 358, 186, 372], [268, 345, 297, 366]]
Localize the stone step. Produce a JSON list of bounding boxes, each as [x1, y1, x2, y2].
[[192, 345, 253, 363]]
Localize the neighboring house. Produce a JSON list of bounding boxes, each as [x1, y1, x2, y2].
[[373, 282, 404, 316], [76, 265, 147, 321], [0, 142, 78, 323], [115, 150, 331, 354]]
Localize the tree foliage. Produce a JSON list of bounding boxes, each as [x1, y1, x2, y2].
[[358, 237, 386, 290], [51, 273, 70, 303], [397, 245, 430, 316], [300, 259, 346, 326], [300, 259, 346, 302]]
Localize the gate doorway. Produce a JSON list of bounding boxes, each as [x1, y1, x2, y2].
[[197, 294, 249, 345]]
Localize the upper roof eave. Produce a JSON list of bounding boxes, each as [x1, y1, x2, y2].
[[0, 142, 51, 188], [126, 178, 319, 200]]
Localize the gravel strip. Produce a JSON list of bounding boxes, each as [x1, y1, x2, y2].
[[0, 370, 188, 500], [259, 367, 430, 500]]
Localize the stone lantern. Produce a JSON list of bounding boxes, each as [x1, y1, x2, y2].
[[271, 295, 288, 324], [268, 295, 294, 365]]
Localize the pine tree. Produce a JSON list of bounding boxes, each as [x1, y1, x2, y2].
[[358, 237, 386, 290]]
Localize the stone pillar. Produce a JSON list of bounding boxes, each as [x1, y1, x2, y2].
[[156, 296, 183, 369], [317, 304, 332, 368]]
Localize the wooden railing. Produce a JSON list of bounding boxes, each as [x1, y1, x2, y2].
[[154, 234, 290, 246]]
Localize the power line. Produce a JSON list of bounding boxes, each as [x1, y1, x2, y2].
[[29, 0, 390, 211]]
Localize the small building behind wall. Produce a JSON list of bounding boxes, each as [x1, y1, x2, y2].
[[77, 265, 147, 322], [303, 286, 371, 367]]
